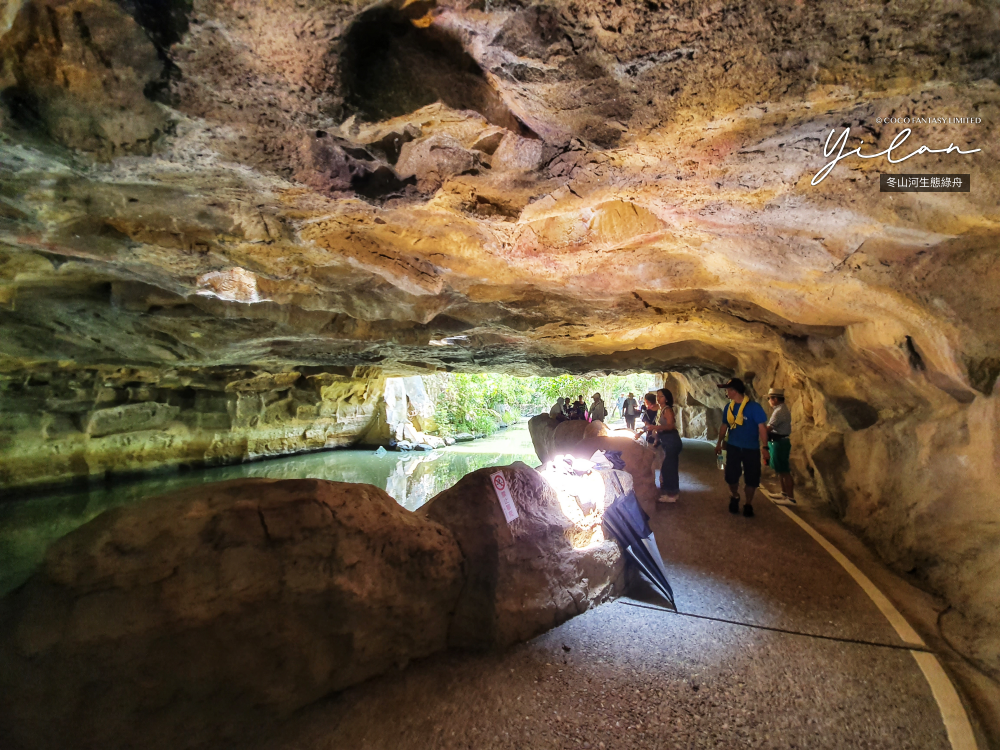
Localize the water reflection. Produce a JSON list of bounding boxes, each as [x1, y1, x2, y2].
[[0, 423, 540, 596]]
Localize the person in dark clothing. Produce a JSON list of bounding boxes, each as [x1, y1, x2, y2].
[[562, 396, 575, 419], [714, 378, 769, 518], [622, 392, 639, 430], [644, 388, 683, 502], [639, 393, 658, 444]]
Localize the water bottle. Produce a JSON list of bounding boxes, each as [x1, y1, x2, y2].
[[717, 450, 725, 471]]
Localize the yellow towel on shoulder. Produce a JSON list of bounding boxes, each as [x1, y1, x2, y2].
[[727, 396, 749, 427]]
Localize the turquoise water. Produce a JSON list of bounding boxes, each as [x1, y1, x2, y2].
[[0, 423, 539, 596]]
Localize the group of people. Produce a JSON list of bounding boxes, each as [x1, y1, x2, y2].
[[548, 380, 796, 514], [715, 377, 795, 516], [643, 379, 796, 511], [549, 393, 608, 423]]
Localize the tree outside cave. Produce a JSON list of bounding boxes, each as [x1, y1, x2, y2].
[[429, 372, 657, 437]]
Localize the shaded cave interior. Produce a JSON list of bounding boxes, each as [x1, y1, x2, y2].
[[338, 4, 530, 134]]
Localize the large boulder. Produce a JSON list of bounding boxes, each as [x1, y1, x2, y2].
[[528, 414, 661, 509], [418, 461, 624, 650], [0, 479, 464, 750]]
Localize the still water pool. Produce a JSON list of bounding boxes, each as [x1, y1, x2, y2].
[[0, 423, 539, 596]]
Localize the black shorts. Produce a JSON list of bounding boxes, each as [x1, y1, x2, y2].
[[724, 444, 761, 488]]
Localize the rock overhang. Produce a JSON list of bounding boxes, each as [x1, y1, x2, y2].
[[0, 0, 995, 427]]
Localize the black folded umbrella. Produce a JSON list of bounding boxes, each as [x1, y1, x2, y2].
[[602, 489, 676, 609]]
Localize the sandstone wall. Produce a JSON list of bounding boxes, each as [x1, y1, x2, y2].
[[837, 397, 1000, 680], [660, 371, 726, 441], [0, 365, 388, 490]]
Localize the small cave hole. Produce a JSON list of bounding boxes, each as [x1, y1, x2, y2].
[[830, 397, 880, 431], [340, 6, 530, 135], [0, 88, 43, 131], [904, 335, 926, 371]]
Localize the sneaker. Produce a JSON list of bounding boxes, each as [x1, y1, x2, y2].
[[771, 494, 798, 507], [658, 494, 678, 503], [743, 504, 755, 518], [728, 496, 740, 514]]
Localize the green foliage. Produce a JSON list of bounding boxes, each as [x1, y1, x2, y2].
[[429, 372, 657, 436]]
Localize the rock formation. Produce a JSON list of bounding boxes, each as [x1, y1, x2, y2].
[[0, 0, 998, 694], [0, 468, 622, 749], [419, 461, 623, 649], [0, 366, 455, 488], [0, 364, 388, 488], [0, 477, 465, 749], [529, 414, 661, 509]]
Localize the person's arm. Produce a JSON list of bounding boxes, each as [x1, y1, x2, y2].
[[759, 422, 770, 463], [765, 409, 777, 438], [715, 422, 728, 455], [647, 409, 676, 432]]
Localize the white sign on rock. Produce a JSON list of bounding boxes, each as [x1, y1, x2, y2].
[[490, 471, 519, 524]]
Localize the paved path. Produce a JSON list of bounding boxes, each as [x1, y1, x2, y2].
[[255, 439, 966, 750]]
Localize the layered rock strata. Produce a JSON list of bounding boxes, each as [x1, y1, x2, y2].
[[0, 364, 388, 489], [0, 365, 455, 488]]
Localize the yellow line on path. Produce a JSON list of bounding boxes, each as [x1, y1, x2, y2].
[[776, 506, 924, 645], [776, 505, 978, 750]]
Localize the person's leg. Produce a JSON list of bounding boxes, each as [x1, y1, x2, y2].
[[742, 448, 761, 512], [660, 432, 681, 498], [774, 439, 794, 499], [780, 473, 795, 498], [724, 445, 742, 512]]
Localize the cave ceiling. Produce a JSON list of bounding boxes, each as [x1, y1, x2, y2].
[[0, 0, 998, 404]]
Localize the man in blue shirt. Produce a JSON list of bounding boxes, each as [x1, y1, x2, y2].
[[714, 378, 770, 517]]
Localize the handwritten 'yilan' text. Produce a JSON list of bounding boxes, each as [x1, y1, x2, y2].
[[812, 128, 980, 185]]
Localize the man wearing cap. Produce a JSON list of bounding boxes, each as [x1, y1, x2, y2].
[[714, 378, 769, 517], [766, 388, 795, 505]]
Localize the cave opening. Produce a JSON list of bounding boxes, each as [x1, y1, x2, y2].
[[339, 6, 530, 135]]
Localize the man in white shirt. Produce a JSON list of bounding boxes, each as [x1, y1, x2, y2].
[[765, 388, 795, 505], [549, 398, 566, 419]]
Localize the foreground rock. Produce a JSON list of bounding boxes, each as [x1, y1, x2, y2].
[[419, 462, 624, 650], [0, 479, 464, 750], [0, 465, 627, 749]]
